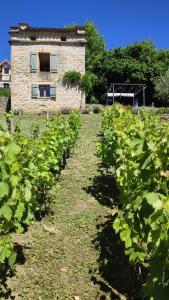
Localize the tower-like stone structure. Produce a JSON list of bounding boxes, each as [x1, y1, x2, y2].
[[9, 23, 86, 114]]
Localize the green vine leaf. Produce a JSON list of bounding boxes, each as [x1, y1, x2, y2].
[[0, 182, 9, 199]]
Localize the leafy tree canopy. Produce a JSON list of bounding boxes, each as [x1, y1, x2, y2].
[[65, 21, 105, 72], [65, 22, 169, 105], [155, 69, 169, 103], [85, 20, 105, 72], [93, 41, 169, 104]]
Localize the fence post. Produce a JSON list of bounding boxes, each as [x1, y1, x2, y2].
[[46, 111, 49, 121]]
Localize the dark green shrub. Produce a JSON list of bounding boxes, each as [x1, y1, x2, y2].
[[60, 108, 71, 115], [63, 71, 81, 85], [93, 106, 101, 113], [90, 95, 99, 104]]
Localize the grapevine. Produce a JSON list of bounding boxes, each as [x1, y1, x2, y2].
[[0, 110, 81, 275], [98, 105, 169, 299]]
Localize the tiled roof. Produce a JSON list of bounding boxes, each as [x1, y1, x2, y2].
[[0, 59, 11, 66], [9, 24, 85, 35]]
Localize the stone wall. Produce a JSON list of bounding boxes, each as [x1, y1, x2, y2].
[[11, 43, 86, 114]]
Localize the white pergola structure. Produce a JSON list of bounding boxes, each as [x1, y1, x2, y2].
[[107, 83, 147, 106]]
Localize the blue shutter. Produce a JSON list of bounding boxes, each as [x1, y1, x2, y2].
[[32, 84, 38, 98], [30, 53, 37, 72], [46, 86, 50, 97], [50, 54, 57, 73], [50, 84, 56, 97], [40, 86, 44, 97]]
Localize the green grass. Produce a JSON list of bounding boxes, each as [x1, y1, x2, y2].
[[0, 105, 105, 134], [6, 114, 141, 300], [0, 114, 50, 133]]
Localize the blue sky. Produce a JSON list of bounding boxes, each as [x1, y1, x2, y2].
[[1, 0, 169, 61]]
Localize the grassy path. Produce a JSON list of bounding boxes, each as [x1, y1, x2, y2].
[[8, 114, 141, 300]]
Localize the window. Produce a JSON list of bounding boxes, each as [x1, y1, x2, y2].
[[4, 67, 9, 74], [39, 53, 50, 72], [61, 36, 67, 41], [30, 53, 57, 73], [31, 36, 36, 40], [32, 84, 56, 98], [4, 83, 9, 89], [39, 85, 50, 97]]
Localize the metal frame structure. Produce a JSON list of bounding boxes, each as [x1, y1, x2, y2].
[[107, 83, 147, 106]]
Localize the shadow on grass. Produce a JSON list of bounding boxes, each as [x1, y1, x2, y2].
[[85, 167, 142, 299], [0, 244, 25, 299], [85, 167, 119, 208], [0, 267, 15, 300], [92, 215, 142, 300]]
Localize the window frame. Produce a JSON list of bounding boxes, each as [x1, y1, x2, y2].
[[4, 67, 10, 75], [32, 84, 56, 99]]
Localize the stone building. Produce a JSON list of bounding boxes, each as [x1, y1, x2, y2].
[[9, 23, 86, 114], [0, 60, 11, 89]]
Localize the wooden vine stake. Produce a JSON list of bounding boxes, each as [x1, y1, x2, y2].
[[46, 110, 49, 121]]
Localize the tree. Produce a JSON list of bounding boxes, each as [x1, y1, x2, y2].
[[80, 71, 97, 98], [64, 23, 169, 105], [85, 21, 105, 72], [92, 41, 169, 104], [155, 69, 169, 104], [64, 21, 105, 101], [63, 70, 96, 100], [64, 21, 105, 72]]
